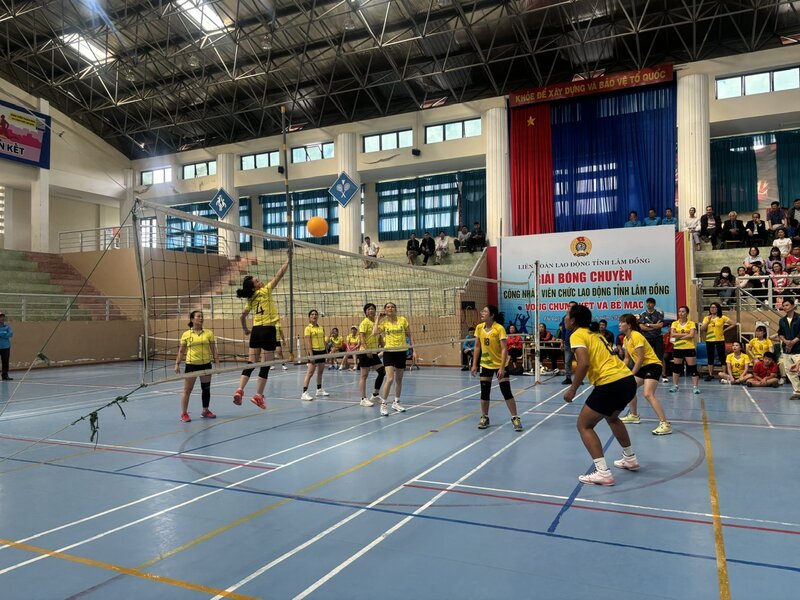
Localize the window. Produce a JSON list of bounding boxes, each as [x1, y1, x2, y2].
[[363, 129, 413, 153], [241, 151, 280, 170], [553, 162, 618, 221], [291, 142, 334, 163], [141, 167, 172, 186], [183, 160, 216, 180], [716, 76, 742, 99], [59, 33, 112, 65], [239, 197, 252, 252], [425, 118, 481, 144], [744, 72, 770, 95], [165, 202, 218, 253], [774, 67, 800, 91], [139, 217, 158, 249], [175, 0, 225, 33], [260, 188, 341, 247]]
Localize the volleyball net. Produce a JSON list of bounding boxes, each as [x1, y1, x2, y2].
[[134, 199, 534, 385]]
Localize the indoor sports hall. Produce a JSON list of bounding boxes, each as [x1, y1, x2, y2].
[[2, 2, 800, 599]]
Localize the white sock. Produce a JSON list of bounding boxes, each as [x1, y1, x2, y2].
[[622, 446, 635, 458], [394, 397, 400, 403], [593, 457, 609, 472]]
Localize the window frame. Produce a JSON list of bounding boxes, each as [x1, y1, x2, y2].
[[424, 118, 482, 145]]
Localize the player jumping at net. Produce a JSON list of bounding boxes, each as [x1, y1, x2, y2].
[[175, 310, 220, 423], [301, 309, 330, 400], [357, 303, 386, 407], [233, 251, 290, 409], [471, 305, 523, 432], [373, 302, 415, 416], [563, 303, 640, 486]]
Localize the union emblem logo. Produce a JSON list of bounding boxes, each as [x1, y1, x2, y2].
[[570, 236, 592, 257]]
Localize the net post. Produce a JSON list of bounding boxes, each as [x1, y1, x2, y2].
[[132, 198, 150, 385], [282, 105, 295, 359], [532, 261, 541, 384]]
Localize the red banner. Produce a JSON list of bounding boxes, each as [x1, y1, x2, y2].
[[510, 104, 554, 235], [509, 64, 673, 107]]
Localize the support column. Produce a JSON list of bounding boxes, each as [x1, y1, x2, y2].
[[363, 182, 378, 241], [677, 73, 711, 228], [217, 152, 239, 258], [0, 186, 9, 249], [336, 131, 361, 254], [484, 107, 511, 243], [30, 99, 50, 252]]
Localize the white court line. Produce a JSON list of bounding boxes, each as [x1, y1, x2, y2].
[[213, 387, 578, 600], [413, 480, 800, 530], [0, 383, 482, 575], [741, 386, 775, 428], [290, 391, 576, 600]]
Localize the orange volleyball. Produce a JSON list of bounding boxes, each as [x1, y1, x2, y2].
[[307, 216, 328, 237]]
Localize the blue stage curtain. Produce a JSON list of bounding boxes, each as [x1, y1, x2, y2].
[[550, 83, 676, 232], [710, 136, 758, 214], [776, 130, 800, 204], [458, 169, 487, 232]]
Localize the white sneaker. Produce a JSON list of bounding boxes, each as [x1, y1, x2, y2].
[[721, 379, 731, 385], [282, 364, 289, 370], [380, 402, 389, 416], [391, 400, 406, 412], [338, 366, 344, 370], [359, 397, 374, 407], [578, 470, 615, 486], [660, 376, 669, 383], [613, 455, 641, 471], [301, 391, 313, 401], [316, 388, 330, 397]]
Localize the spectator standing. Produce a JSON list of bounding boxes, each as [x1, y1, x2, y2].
[[684, 207, 701, 250], [643, 208, 661, 226], [638, 298, 665, 363], [461, 326, 475, 371], [454, 226, 471, 253], [419, 232, 435, 265], [662, 208, 678, 231], [780, 297, 800, 400], [766, 201, 787, 233], [721, 211, 746, 245], [362, 236, 379, 269], [624, 211, 641, 227], [406, 233, 420, 265], [714, 267, 736, 305], [0, 311, 12, 381], [700, 302, 737, 380], [700, 206, 720, 248], [788, 199, 800, 229], [598, 319, 615, 345], [467, 222, 486, 253], [434, 231, 449, 265], [745, 212, 767, 246]]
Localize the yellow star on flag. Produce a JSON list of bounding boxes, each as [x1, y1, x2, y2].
[[527, 116, 536, 126]]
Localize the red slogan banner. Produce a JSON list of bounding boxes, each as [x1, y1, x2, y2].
[[509, 64, 673, 107]]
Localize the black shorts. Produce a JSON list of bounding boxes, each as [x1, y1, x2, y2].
[[673, 348, 696, 359], [250, 325, 277, 351], [585, 375, 637, 417], [480, 367, 507, 379], [382, 350, 407, 369], [309, 349, 326, 364], [508, 348, 522, 360], [635, 363, 662, 380], [185, 362, 212, 374], [358, 353, 383, 369]]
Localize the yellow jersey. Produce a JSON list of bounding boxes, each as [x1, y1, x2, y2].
[[379, 316, 409, 349], [346, 333, 360, 349], [703, 315, 731, 342], [304, 324, 326, 351], [246, 284, 279, 326], [180, 328, 215, 365], [359, 317, 378, 349], [475, 322, 507, 370], [570, 328, 631, 386], [623, 330, 660, 367], [726, 353, 751, 378], [329, 334, 344, 350], [747, 338, 772, 361], [671, 320, 697, 350]]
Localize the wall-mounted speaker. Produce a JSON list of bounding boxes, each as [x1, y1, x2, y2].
[[411, 148, 421, 157], [277, 165, 285, 174]]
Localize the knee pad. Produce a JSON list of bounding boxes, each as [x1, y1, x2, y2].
[[201, 381, 211, 405], [242, 362, 254, 378], [375, 367, 386, 389], [259, 366, 271, 379], [686, 364, 698, 376], [480, 380, 492, 402], [498, 380, 514, 401]]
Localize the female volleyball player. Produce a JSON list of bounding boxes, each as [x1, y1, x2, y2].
[[373, 302, 415, 416], [301, 309, 330, 400], [746, 325, 773, 363], [342, 325, 360, 371], [358, 303, 386, 407], [617, 314, 672, 435], [471, 305, 522, 431], [233, 252, 290, 409], [563, 304, 639, 486], [175, 310, 220, 423], [669, 305, 701, 394], [327, 327, 344, 370], [700, 302, 737, 381]]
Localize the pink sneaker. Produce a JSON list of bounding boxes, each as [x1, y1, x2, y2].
[[233, 388, 244, 405], [180, 412, 191, 423], [201, 408, 217, 419], [578, 470, 614, 486], [251, 394, 266, 410]]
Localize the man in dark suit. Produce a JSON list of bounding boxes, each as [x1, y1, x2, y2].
[[745, 212, 767, 246], [721, 210, 746, 245], [419, 231, 435, 265], [700, 205, 720, 248]]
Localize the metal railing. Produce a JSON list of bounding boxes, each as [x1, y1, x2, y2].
[[0, 293, 142, 322], [59, 225, 230, 255]]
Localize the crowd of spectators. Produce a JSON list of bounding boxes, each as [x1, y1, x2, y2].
[[405, 221, 488, 266]]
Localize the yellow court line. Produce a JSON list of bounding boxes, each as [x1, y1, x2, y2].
[[701, 398, 731, 600], [138, 407, 480, 569], [0, 537, 258, 600]]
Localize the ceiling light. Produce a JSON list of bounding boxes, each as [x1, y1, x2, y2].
[[421, 96, 447, 109], [260, 33, 273, 50], [175, 0, 225, 33], [59, 33, 112, 65], [287, 122, 307, 132], [343, 16, 356, 31]]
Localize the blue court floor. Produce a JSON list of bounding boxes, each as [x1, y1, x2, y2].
[[0, 362, 798, 599]]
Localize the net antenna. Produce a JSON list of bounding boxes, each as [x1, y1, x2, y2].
[[530, 261, 541, 384], [281, 104, 295, 359]]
